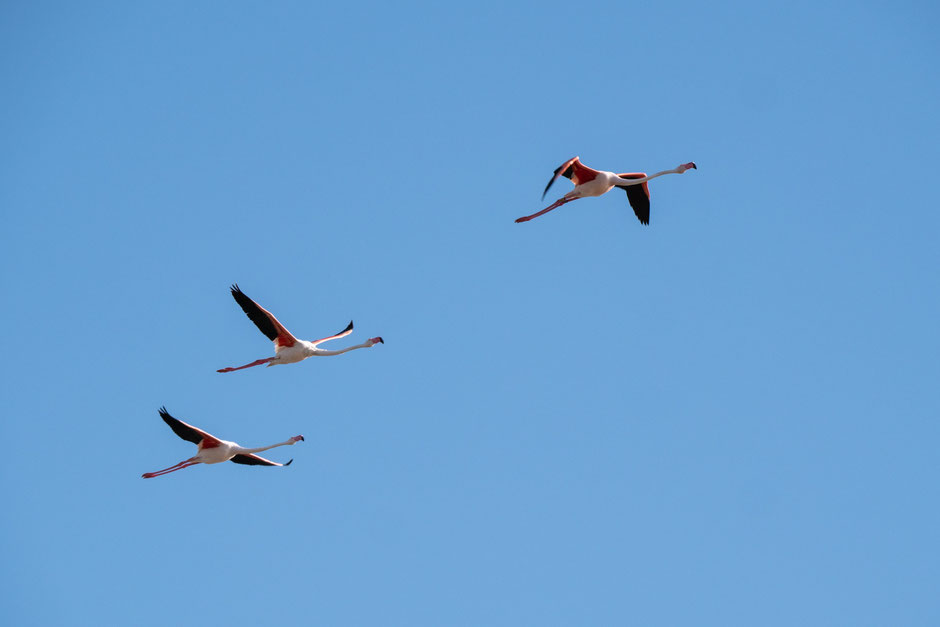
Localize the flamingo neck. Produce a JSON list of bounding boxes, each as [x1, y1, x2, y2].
[[314, 341, 372, 356], [236, 439, 295, 455], [614, 167, 682, 187]]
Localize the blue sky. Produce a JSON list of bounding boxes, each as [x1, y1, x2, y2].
[[1, 1, 938, 625]]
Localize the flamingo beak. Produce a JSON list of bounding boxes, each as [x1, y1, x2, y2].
[[294, 435, 305, 442], [687, 161, 697, 170], [371, 336, 384, 344]]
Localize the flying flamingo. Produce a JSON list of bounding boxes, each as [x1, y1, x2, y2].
[[217, 284, 384, 373], [515, 157, 697, 225], [142, 407, 303, 478]]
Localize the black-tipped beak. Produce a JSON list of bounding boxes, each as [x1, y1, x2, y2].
[[299, 436, 305, 442], [691, 162, 697, 169]]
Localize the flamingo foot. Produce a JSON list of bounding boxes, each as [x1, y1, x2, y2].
[[217, 358, 275, 373], [515, 198, 571, 223], [141, 460, 198, 479]]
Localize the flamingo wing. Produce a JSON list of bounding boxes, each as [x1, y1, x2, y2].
[[312, 320, 354, 346], [230, 284, 297, 348], [542, 156, 601, 199], [158, 407, 222, 448], [617, 173, 651, 225], [230, 454, 293, 467]]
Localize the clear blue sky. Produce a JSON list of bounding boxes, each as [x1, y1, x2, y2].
[[2, 1, 938, 625]]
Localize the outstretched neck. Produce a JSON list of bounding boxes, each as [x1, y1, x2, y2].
[[614, 167, 681, 187], [614, 162, 695, 187], [314, 341, 373, 357], [237, 439, 295, 455]]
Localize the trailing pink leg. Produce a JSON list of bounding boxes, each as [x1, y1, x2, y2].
[[142, 460, 199, 479], [515, 197, 576, 223], [217, 357, 275, 373]]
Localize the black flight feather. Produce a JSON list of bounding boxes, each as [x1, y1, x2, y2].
[[158, 407, 204, 445], [230, 454, 290, 467], [542, 163, 574, 200], [623, 185, 651, 225], [230, 284, 278, 341]]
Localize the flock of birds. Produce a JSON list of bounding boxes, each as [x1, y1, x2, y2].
[[142, 156, 697, 478]]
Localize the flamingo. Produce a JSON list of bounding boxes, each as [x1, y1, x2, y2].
[[142, 407, 303, 478], [515, 157, 697, 225], [217, 284, 384, 373]]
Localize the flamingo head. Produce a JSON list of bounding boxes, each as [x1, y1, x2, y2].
[[292, 435, 305, 443], [678, 161, 697, 173], [368, 336, 384, 346]]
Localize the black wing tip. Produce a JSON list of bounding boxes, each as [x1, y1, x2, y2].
[[158, 406, 171, 418], [344, 320, 354, 332], [230, 284, 245, 302], [228, 284, 280, 342], [621, 185, 651, 226], [285, 459, 293, 466], [542, 156, 577, 200], [231, 284, 254, 301]]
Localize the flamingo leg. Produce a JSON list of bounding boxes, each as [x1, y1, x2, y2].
[[217, 357, 275, 373], [142, 460, 200, 479], [515, 196, 578, 223]]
